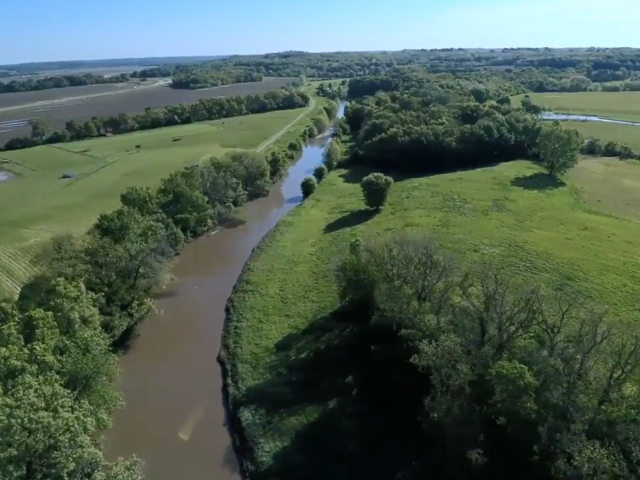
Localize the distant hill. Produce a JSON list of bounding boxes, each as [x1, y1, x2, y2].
[[0, 56, 229, 75]]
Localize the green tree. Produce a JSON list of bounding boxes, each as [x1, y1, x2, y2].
[[322, 140, 341, 171], [313, 115, 329, 134], [539, 123, 581, 177], [313, 165, 328, 182], [360, 173, 393, 210], [301, 177, 317, 199], [29, 119, 50, 141]]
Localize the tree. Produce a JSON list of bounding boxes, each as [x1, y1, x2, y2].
[[322, 140, 341, 171], [313, 165, 328, 182], [300, 177, 317, 199], [29, 119, 50, 141], [360, 173, 393, 211], [313, 115, 329, 134], [538, 123, 581, 177]]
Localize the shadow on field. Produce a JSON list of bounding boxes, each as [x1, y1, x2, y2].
[[237, 304, 457, 480], [510, 172, 566, 191], [324, 209, 376, 234]]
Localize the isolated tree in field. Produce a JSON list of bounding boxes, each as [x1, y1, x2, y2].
[[313, 165, 328, 182], [361, 173, 393, 211], [29, 118, 50, 140], [322, 140, 341, 171], [539, 123, 581, 177], [301, 177, 317, 199]]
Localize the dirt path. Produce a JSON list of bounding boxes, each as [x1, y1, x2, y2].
[[256, 98, 316, 152]]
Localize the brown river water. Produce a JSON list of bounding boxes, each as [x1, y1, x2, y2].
[[105, 104, 344, 480]]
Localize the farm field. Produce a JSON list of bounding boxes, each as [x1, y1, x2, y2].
[[0, 78, 296, 143], [564, 120, 640, 151], [513, 91, 640, 122], [223, 159, 640, 476], [0, 105, 311, 295], [0, 66, 153, 83]]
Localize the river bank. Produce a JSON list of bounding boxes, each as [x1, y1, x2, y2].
[[541, 111, 640, 126], [105, 101, 344, 480]]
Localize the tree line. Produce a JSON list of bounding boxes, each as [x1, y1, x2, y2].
[[0, 100, 337, 479], [0, 73, 131, 94], [321, 232, 640, 478], [1, 88, 311, 151], [343, 71, 640, 178], [170, 69, 263, 90]]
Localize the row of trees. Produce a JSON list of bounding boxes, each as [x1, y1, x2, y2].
[[170, 69, 263, 90], [0, 99, 337, 478], [2, 88, 311, 151], [330, 233, 640, 478], [0, 73, 131, 94]]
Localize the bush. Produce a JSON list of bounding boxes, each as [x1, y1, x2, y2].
[[313, 115, 329, 134], [323, 140, 341, 171], [306, 124, 318, 139], [581, 137, 603, 155], [361, 173, 393, 210], [313, 165, 328, 182], [301, 177, 317, 199]]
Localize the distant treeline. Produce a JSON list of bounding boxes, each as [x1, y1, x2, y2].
[[0, 56, 226, 75], [0, 73, 131, 94], [0, 97, 336, 480], [131, 65, 264, 90], [1, 87, 310, 151]]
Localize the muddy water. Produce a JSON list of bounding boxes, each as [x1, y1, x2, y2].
[[106, 104, 344, 480]]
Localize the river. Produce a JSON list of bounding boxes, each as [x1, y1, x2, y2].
[[541, 111, 640, 126], [105, 102, 345, 480]]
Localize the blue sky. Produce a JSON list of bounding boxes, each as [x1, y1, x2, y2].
[[2, 0, 637, 64]]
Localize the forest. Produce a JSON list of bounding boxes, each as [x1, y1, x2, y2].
[[0, 73, 131, 94]]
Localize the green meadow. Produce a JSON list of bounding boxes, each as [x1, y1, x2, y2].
[[0, 107, 312, 295]]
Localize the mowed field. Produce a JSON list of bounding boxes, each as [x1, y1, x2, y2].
[[0, 106, 311, 295], [563, 121, 640, 150], [223, 158, 640, 474], [513, 91, 640, 122], [0, 78, 296, 143]]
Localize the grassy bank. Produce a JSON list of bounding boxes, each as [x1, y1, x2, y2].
[[0, 99, 327, 296], [222, 158, 640, 477], [513, 91, 640, 122]]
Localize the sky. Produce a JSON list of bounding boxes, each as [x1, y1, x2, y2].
[[2, 0, 638, 64]]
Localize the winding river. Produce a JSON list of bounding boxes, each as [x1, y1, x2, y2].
[[105, 103, 345, 480]]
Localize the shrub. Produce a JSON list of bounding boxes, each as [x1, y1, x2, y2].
[[361, 173, 393, 210], [301, 177, 317, 199], [306, 125, 318, 139], [313, 115, 329, 134], [313, 165, 328, 182], [581, 137, 603, 156], [323, 140, 341, 171]]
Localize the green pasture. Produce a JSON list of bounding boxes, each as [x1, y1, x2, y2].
[[513, 91, 640, 122], [0, 107, 310, 295], [223, 158, 640, 475], [563, 121, 640, 150]]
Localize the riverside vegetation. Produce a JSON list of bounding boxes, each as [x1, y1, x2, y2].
[[0, 83, 337, 478], [222, 67, 640, 479]]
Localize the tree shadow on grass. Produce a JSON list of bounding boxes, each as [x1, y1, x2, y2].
[[510, 172, 566, 191], [238, 304, 472, 480], [324, 209, 375, 234]]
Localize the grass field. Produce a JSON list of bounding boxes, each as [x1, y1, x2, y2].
[[563, 121, 640, 150], [223, 158, 640, 475], [513, 91, 640, 122], [0, 106, 314, 296]]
